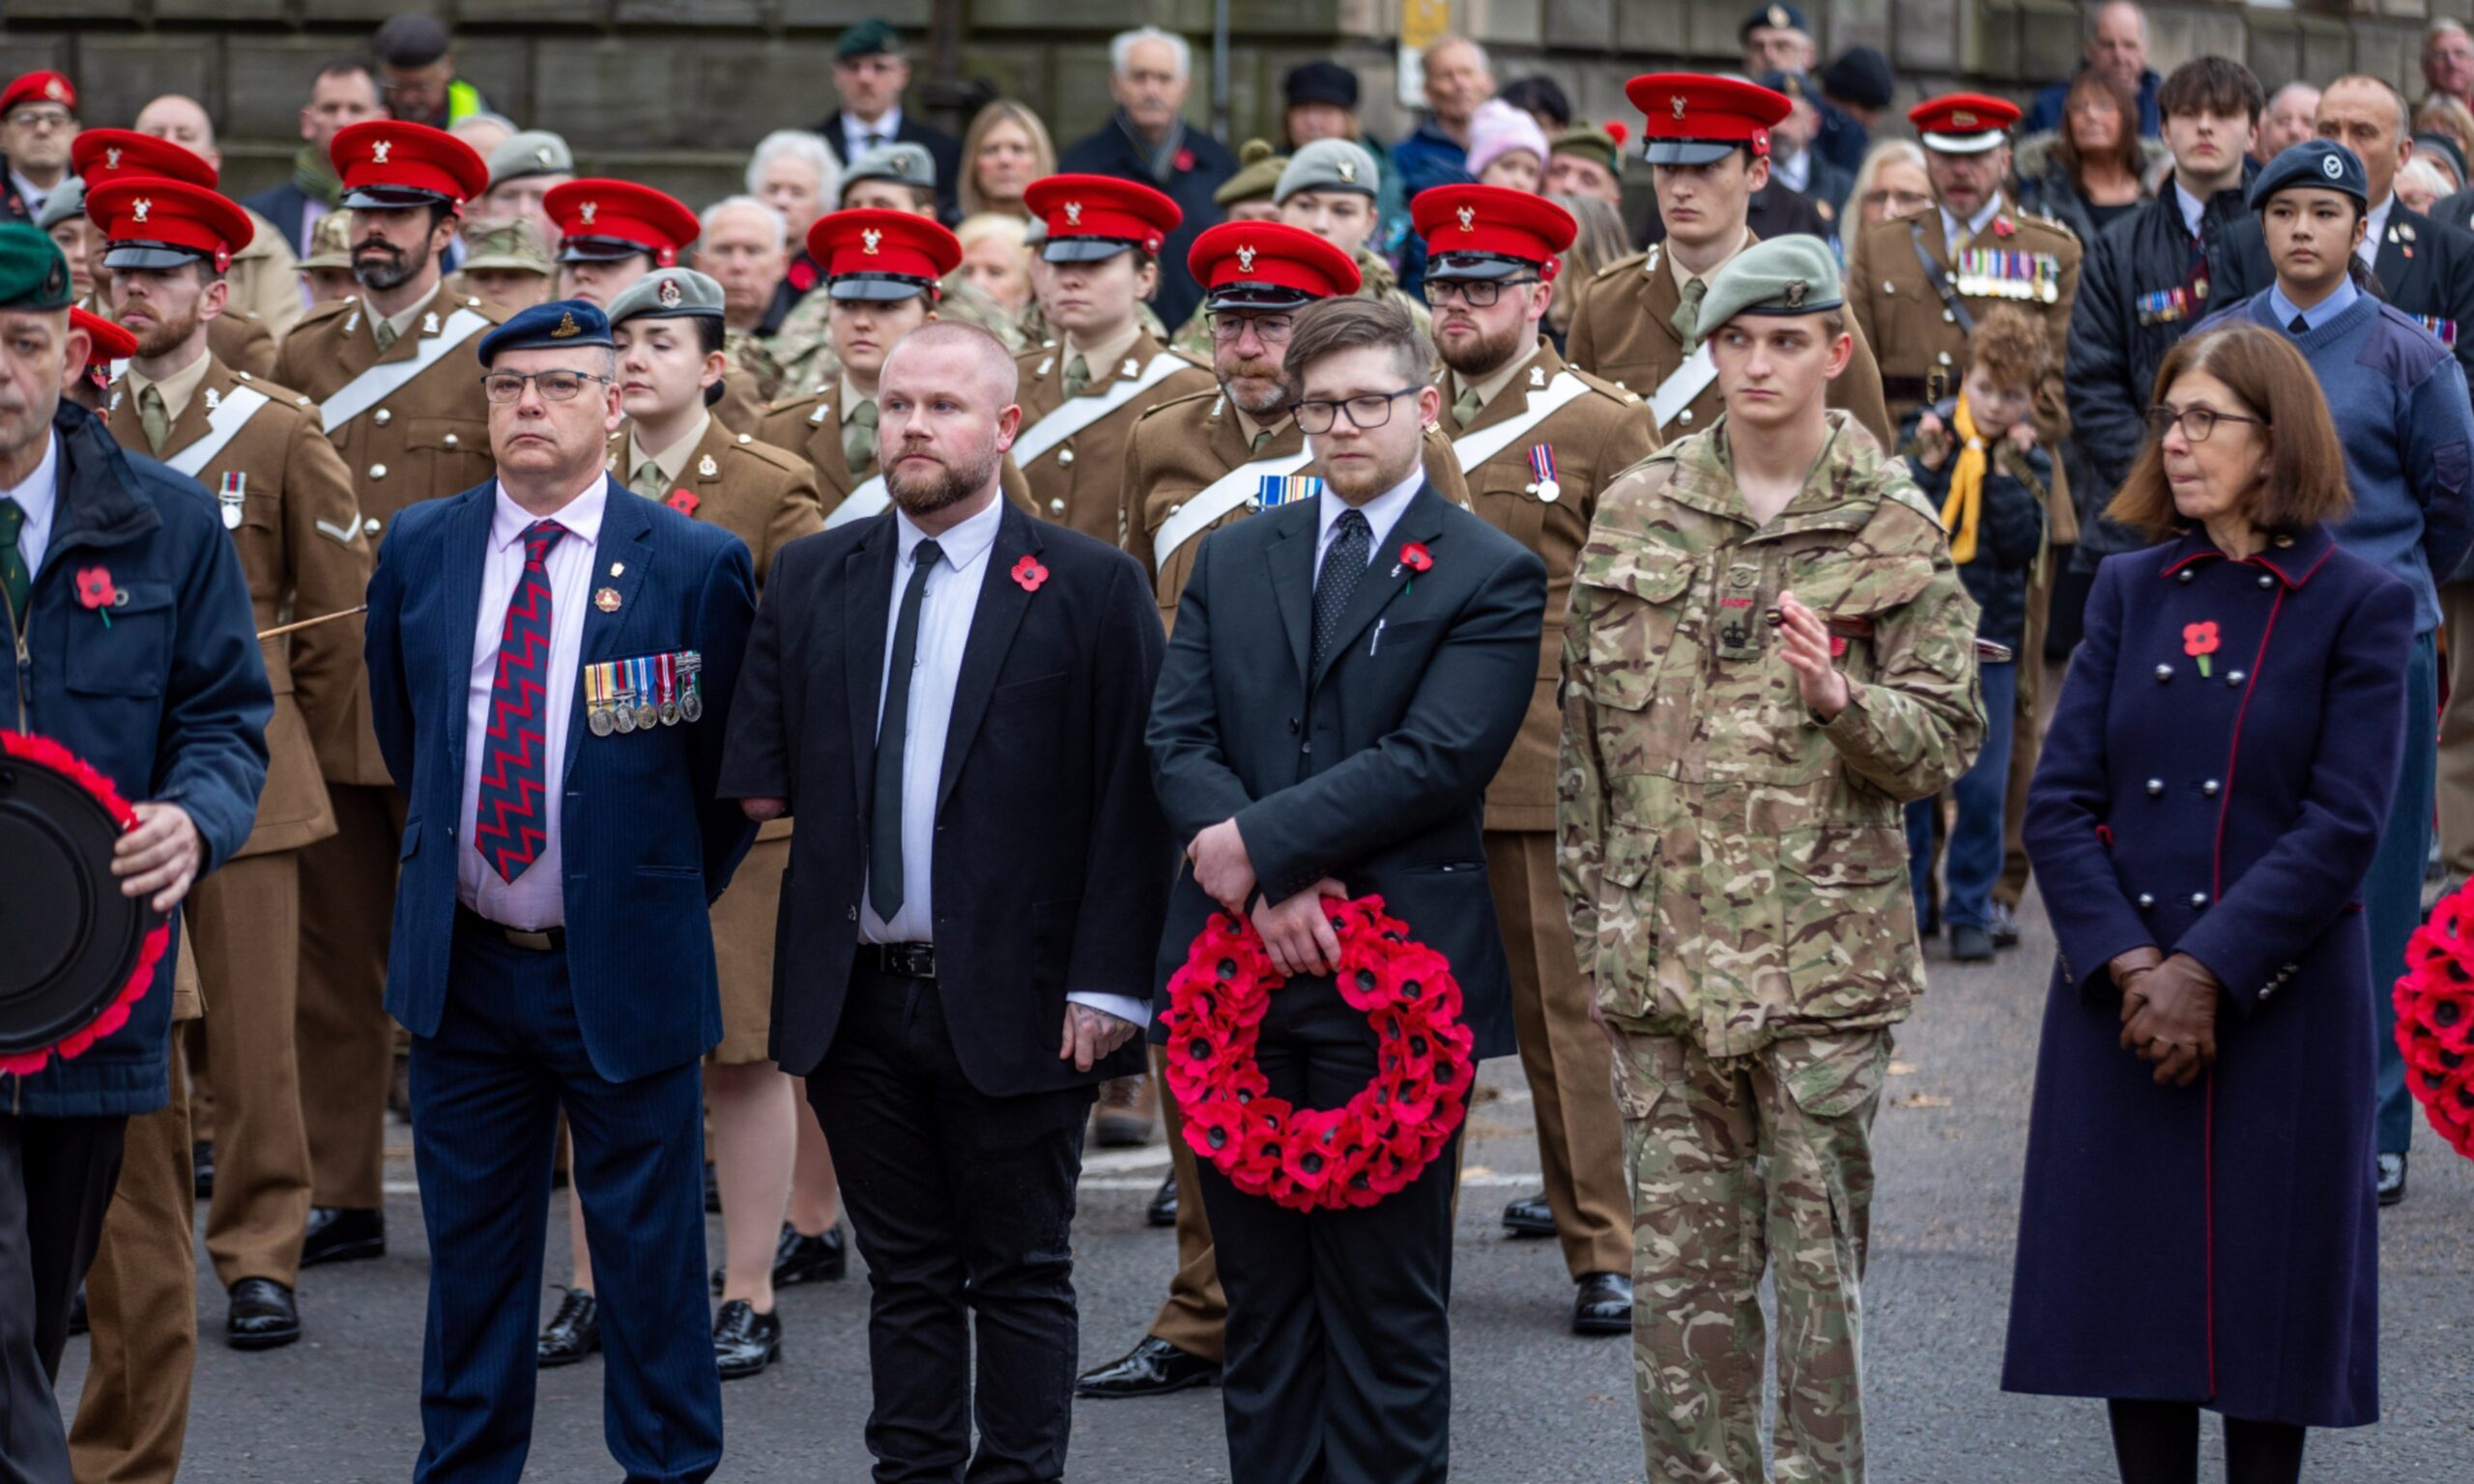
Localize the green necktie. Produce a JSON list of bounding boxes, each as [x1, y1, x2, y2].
[[138, 385, 170, 456], [0, 499, 27, 630], [373, 318, 396, 354], [1063, 355, 1090, 398], [846, 398, 878, 474], [1672, 276, 1708, 356], [1250, 428, 1273, 455], [1452, 383, 1482, 429], [633, 460, 670, 500]]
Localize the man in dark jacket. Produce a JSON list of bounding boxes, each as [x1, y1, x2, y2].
[[2316, 73, 2474, 387], [0, 223, 270, 1482], [241, 58, 386, 259], [1057, 27, 1237, 331], [2021, 1, 2162, 138], [2065, 57, 2271, 573], [810, 20, 964, 224]]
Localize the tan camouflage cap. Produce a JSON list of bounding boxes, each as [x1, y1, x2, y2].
[[460, 215, 552, 275], [301, 208, 356, 271]]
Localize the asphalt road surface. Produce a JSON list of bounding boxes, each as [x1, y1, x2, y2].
[[56, 892, 2473, 1481]]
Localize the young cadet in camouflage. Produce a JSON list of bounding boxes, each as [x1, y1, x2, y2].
[[1559, 235, 1983, 1484]]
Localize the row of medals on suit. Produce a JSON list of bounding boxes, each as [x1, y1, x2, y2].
[[583, 650, 705, 737], [1953, 248, 2062, 303]]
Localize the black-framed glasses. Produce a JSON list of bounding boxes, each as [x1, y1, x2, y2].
[[1207, 311, 1296, 343], [2143, 406, 2265, 442], [1293, 386, 1422, 434], [480, 370, 612, 404], [1421, 276, 1540, 308]]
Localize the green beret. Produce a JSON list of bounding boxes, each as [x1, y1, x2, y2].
[[0, 223, 72, 312], [844, 141, 936, 193], [34, 177, 84, 235], [460, 215, 551, 275], [1695, 234, 1842, 339], [836, 19, 900, 61], [1276, 138, 1380, 204], [1217, 139, 1288, 208], [609, 266, 724, 324]]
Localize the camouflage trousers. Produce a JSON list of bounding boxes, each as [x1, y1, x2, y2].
[[1610, 1027, 1893, 1484]]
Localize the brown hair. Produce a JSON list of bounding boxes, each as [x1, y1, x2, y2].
[[2056, 69, 2146, 188], [1280, 294, 1428, 401], [2106, 325, 2350, 540], [1967, 303, 2050, 390]]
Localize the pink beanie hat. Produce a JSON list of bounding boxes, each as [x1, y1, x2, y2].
[[1465, 99, 1551, 179]]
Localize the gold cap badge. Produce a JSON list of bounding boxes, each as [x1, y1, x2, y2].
[[551, 310, 582, 338]]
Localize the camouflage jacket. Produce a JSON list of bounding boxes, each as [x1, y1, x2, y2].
[[1557, 411, 1984, 1056]]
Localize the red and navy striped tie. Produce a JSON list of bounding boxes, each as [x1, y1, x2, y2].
[[474, 519, 568, 882]]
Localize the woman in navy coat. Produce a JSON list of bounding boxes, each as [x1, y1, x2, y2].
[[2005, 324, 2413, 1484]]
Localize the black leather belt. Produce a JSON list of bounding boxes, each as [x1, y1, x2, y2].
[[455, 904, 564, 953], [858, 942, 936, 979]]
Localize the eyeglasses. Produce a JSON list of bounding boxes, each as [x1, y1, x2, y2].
[[1863, 187, 1933, 217], [480, 370, 612, 404], [1293, 386, 1422, 434], [1421, 276, 1541, 308], [1207, 312, 1296, 344], [2143, 406, 2265, 442], [5, 108, 72, 131]]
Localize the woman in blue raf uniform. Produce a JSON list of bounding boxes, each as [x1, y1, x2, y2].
[[2004, 323, 2412, 1484]]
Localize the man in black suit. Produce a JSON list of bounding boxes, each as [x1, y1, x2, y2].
[[813, 20, 964, 224], [2319, 74, 2474, 384], [1147, 295, 1544, 1483], [1056, 27, 1238, 332], [721, 320, 1171, 1482], [242, 57, 385, 258]]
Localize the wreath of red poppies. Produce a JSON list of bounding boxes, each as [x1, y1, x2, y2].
[[1161, 894, 1475, 1213], [2396, 886, 2474, 1160]]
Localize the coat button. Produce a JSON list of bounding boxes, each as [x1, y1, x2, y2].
[[444, 433, 458, 447], [370, 463, 388, 479], [2190, 892, 2209, 908], [2226, 671, 2245, 686], [1056, 448, 1074, 467], [374, 409, 391, 426], [847, 905, 857, 921], [2138, 893, 2155, 909], [363, 516, 383, 534], [1679, 409, 1693, 424], [2177, 569, 2195, 584], [1167, 501, 1182, 515], [2202, 779, 2220, 796], [1287, 717, 1300, 734], [1049, 498, 1065, 513], [2153, 664, 2172, 682], [1942, 309, 1956, 324], [2146, 778, 2164, 795], [2258, 573, 2275, 588]]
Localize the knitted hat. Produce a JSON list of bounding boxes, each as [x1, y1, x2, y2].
[[1466, 100, 1551, 180]]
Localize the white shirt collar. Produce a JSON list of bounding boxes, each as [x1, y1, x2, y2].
[[895, 487, 1004, 573], [849, 104, 905, 146], [1, 428, 59, 574], [1772, 149, 1810, 192], [10, 169, 48, 215], [491, 470, 609, 553], [1315, 465, 1424, 569], [2360, 193, 2396, 269], [2173, 181, 2208, 240], [1940, 192, 2004, 252]]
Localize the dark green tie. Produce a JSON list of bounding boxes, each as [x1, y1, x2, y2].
[[1673, 277, 1708, 355], [0, 499, 27, 632], [869, 538, 943, 925], [847, 399, 878, 475], [1063, 355, 1090, 398]]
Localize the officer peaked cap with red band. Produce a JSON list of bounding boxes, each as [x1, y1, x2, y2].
[[1, 71, 75, 117], [1626, 74, 1789, 167], [1413, 185, 1576, 281], [542, 180, 701, 267], [1910, 92, 2021, 154], [86, 179, 253, 274], [1023, 174, 1181, 263], [806, 209, 962, 302], [72, 129, 216, 190], [1187, 220, 1360, 311], [330, 121, 487, 209]]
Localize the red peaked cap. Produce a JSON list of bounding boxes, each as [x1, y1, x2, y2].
[[1909, 92, 2021, 153], [72, 129, 216, 190], [1, 71, 75, 117], [329, 120, 488, 207], [542, 179, 702, 267], [85, 178, 255, 272], [71, 305, 134, 366], [1625, 73, 1789, 163], [1413, 185, 1577, 276], [1186, 220, 1361, 309], [1023, 174, 1181, 259], [806, 209, 963, 292]]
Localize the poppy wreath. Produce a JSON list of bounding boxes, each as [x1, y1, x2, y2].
[[0, 730, 171, 1076], [2395, 885, 2474, 1160], [1161, 893, 1476, 1212]]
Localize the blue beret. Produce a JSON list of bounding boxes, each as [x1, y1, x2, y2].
[[2250, 139, 2368, 213], [476, 299, 614, 368]]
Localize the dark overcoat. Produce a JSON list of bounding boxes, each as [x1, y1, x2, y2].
[[2003, 524, 2414, 1427]]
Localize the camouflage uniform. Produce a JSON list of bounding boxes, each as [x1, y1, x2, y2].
[[765, 268, 1024, 395], [1558, 412, 1983, 1483], [723, 327, 786, 407]]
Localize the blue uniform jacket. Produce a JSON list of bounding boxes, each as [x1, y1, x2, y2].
[[7, 402, 271, 1118], [363, 475, 758, 1085]]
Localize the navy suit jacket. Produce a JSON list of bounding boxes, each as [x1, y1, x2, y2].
[[240, 181, 315, 257], [364, 475, 759, 1083]]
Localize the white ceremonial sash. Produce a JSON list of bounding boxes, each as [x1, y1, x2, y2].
[[1010, 353, 1191, 467], [319, 308, 490, 434], [1648, 343, 1719, 432], [1449, 371, 1593, 471], [162, 387, 272, 479], [824, 473, 892, 529], [1151, 449, 1316, 569]]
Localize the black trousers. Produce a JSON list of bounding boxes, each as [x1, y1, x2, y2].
[[809, 969, 1097, 1484], [0, 1110, 128, 1484], [1196, 978, 1460, 1484]]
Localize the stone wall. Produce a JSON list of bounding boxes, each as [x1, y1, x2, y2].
[[0, 0, 2454, 206]]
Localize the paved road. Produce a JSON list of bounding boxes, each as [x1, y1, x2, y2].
[[56, 892, 2473, 1481]]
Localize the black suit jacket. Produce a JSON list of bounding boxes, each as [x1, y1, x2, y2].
[[718, 499, 1171, 1096], [1146, 484, 1546, 1061], [2371, 200, 2474, 385], [241, 181, 317, 257], [814, 109, 964, 222], [1055, 117, 1238, 331]]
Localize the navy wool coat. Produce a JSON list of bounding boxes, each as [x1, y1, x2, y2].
[[2004, 524, 2413, 1428]]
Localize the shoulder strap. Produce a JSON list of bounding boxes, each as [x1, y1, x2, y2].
[[1010, 353, 1191, 467], [1449, 371, 1594, 471], [162, 385, 273, 479], [1648, 344, 1717, 432], [1151, 448, 1315, 568], [1909, 222, 1974, 335], [318, 307, 490, 434]]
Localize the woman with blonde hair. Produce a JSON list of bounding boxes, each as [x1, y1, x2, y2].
[[954, 211, 1034, 321], [960, 100, 1056, 218], [1849, 137, 1933, 230]]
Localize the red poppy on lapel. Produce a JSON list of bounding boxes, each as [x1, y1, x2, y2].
[[1012, 553, 1049, 591], [74, 566, 115, 611], [2183, 620, 2220, 677], [1992, 216, 2016, 239], [1399, 541, 1432, 573], [1174, 148, 1196, 173], [665, 489, 700, 517]]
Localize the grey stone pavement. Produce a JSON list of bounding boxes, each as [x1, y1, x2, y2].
[[56, 892, 2473, 1481]]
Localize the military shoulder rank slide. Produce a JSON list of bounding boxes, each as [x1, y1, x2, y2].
[[583, 650, 703, 736]]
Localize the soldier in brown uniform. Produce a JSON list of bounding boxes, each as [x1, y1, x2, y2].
[[1417, 183, 1658, 1333], [271, 119, 503, 1270], [70, 128, 278, 380], [90, 176, 371, 1351], [1079, 220, 1470, 1401], [1567, 74, 1892, 450]]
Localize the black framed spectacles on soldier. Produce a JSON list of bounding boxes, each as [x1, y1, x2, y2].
[[480, 369, 614, 404], [2143, 405, 2266, 442], [1207, 311, 1297, 344], [1293, 386, 1422, 434], [1420, 276, 1540, 309]]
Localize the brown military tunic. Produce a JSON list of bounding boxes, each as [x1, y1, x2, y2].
[[711, 362, 764, 437], [1566, 235, 1894, 452], [1012, 330, 1213, 546], [755, 381, 1037, 523], [105, 354, 370, 1289], [271, 281, 506, 1213]]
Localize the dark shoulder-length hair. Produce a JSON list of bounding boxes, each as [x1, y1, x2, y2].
[[2055, 69, 2147, 188], [2107, 325, 2351, 540]]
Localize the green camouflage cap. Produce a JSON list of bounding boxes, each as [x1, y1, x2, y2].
[[1217, 139, 1289, 207], [460, 214, 551, 274], [0, 223, 72, 310], [35, 177, 83, 234], [608, 265, 724, 324], [301, 208, 355, 271], [1275, 138, 1380, 203], [486, 129, 574, 190], [1695, 233, 1843, 338], [836, 18, 900, 61], [844, 141, 936, 193]]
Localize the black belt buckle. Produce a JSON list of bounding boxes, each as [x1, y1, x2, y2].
[[865, 942, 936, 979]]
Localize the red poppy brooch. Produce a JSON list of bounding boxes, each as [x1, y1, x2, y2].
[[1161, 894, 1475, 1213], [1011, 553, 1049, 592], [2397, 888, 2474, 1162], [665, 489, 700, 518], [75, 565, 119, 627], [2182, 620, 2220, 678]]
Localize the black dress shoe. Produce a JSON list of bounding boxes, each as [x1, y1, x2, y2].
[[772, 1222, 846, 1287], [1501, 1193, 1557, 1239], [1950, 924, 1997, 962], [68, 1286, 87, 1337], [300, 1206, 385, 1267], [1145, 1171, 1179, 1229], [192, 1141, 215, 1201], [226, 1278, 302, 1351], [712, 1298, 783, 1381], [537, 1288, 599, 1368], [1075, 1336, 1221, 1399], [2377, 1152, 2407, 1207], [1571, 1271, 1632, 1336]]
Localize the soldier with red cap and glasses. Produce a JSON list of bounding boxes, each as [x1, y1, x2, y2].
[[1566, 73, 1892, 450], [0, 70, 78, 223], [72, 129, 279, 380], [543, 178, 763, 433], [271, 120, 506, 1277]]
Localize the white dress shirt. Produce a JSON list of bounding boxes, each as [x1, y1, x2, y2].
[[843, 105, 905, 165], [456, 476, 608, 930], [865, 494, 1146, 1027], [2174, 180, 2208, 240], [11, 169, 50, 220], [2, 429, 59, 581], [1940, 193, 2006, 254], [1312, 467, 1424, 585], [2359, 192, 2396, 272]]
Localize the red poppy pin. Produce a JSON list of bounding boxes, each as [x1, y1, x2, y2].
[[1399, 542, 1432, 572], [2183, 620, 2220, 677], [74, 565, 118, 626], [787, 258, 818, 292], [1993, 216, 2017, 239], [1174, 148, 1196, 173], [1012, 553, 1049, 592], [665, 488, 701, 518]]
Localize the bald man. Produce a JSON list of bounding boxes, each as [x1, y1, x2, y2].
[[2257, 81, 2322, 166], [132, 95, 304, 337], [2022, 1, 2161, 138]]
